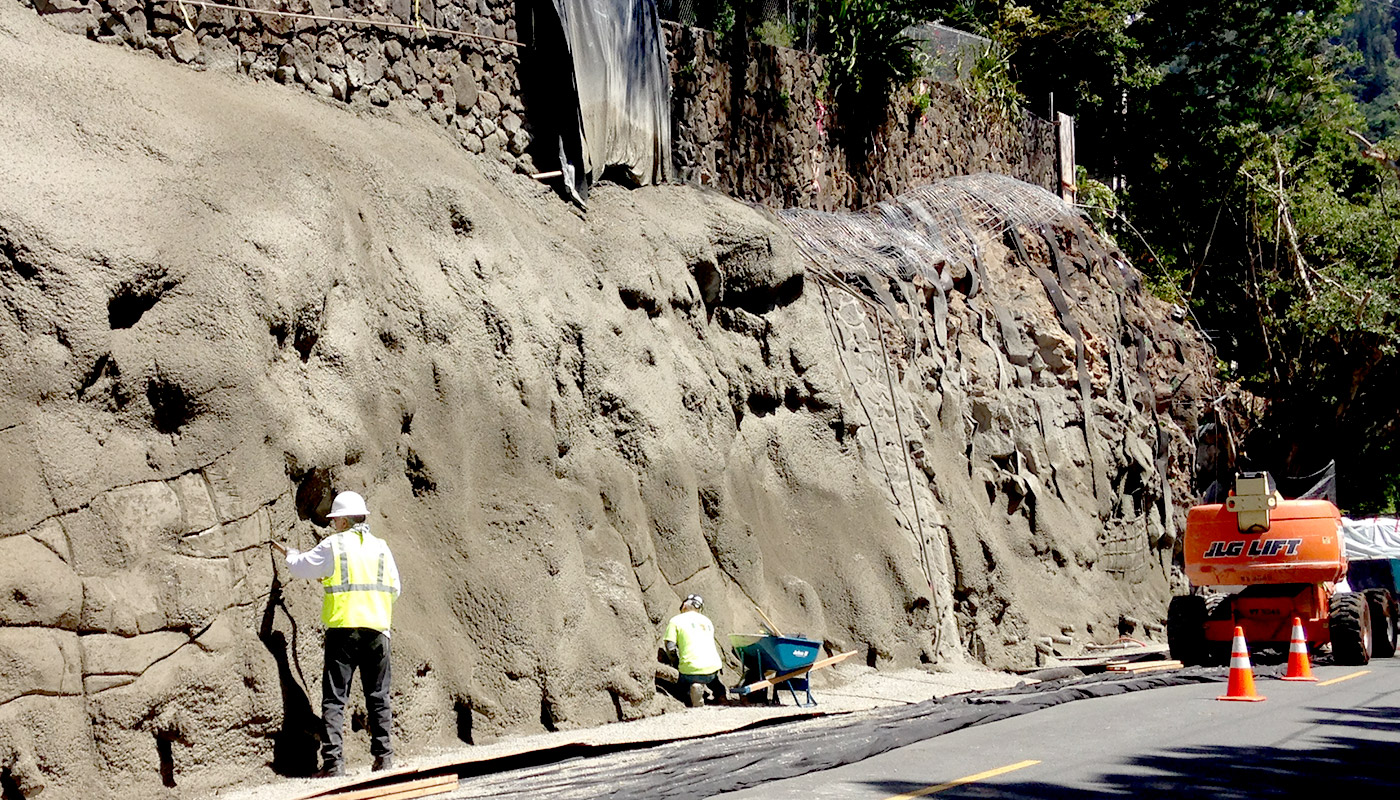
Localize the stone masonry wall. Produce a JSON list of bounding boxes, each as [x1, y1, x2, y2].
[[22, 0, 533, 166], [665, 23, 1058, 210], [19, 0, 1058, 211]]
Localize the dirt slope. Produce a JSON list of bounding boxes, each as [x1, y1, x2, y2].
[[0, 4, 1213, 797]]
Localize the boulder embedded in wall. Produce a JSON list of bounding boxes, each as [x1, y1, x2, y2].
[[364, 50, 387, 84], [477, 89, 500, 117], [0, 696, 102, 798], [80, 631, 188, 691], [81, 574, 168, 636], [0, 427, 57, 536], [0, 627, 82, 704], [0, 534, 83, 628], [453, 64, 479, 112], [34, 0, 84, 12], [169, 30, 199, 64]]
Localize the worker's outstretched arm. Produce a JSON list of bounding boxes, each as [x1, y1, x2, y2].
[[282, 535, 336, 580]]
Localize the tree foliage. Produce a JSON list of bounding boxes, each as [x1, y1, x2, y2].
[[814, 0, 918, 142], [1119, 1, 1400, 512], [899, 0, 1400, 511], [1341, 1, 1400, 137]]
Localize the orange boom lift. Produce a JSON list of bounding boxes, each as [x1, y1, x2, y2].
[[1168, 472, 1380, 666]]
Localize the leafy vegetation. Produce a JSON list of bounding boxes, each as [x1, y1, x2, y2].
[[959, 43, 1024, 120], [813, 0, 918, 140], [672, 0, 1400, 510], [893, 1, 1400, 511]]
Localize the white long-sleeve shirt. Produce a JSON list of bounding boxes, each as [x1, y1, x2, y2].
[[286, 524, 402, 632]]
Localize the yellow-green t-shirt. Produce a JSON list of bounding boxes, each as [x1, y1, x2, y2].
[[664, 610, 722, 675]]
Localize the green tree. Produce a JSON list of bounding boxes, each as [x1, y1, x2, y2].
[[815, 0, 918, 143], [1340, 2, 1400, 138]]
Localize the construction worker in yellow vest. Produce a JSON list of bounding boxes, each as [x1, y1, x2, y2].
[[273, 491, 401, 777], [664, 594, 728, 707]]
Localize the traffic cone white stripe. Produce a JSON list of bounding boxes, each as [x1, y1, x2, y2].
[[1281, 616, 1317, 682], [1218, 626, 1266, 701]]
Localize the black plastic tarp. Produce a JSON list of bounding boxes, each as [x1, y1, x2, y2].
[[539, 0, 671, 203], [451, 669, 1234, 799]]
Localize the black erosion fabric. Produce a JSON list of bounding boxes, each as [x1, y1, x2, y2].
[[546, 0, 671, 202], [450, 669, 1228, 799]]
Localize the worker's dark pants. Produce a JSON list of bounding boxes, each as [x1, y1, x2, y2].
[[677, 671, 727, 703], [321, 627, 392, 766]]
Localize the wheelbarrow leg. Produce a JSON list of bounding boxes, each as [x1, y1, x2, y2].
[[783, 676, 816, 708]]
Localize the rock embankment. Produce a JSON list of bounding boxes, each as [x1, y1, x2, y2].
[[0, 4, 1212, 798]]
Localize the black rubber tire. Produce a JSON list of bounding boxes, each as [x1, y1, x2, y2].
[[1363, 588, 1398, 658], [1203, 641, 1233, 667], [1330, 592, 1373, 666], [1167, 595, 1208, 667]]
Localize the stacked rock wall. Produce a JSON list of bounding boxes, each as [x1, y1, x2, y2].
[[18, 0, 1057, 211], [666, 24, 1057, 210], [23, 0, 532, 164]]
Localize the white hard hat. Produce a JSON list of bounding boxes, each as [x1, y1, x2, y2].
[[326, 491, 368, 518]]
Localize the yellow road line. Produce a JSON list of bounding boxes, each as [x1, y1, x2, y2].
[[1317, 669, 1371, 687], [886, 759, 1041, 800]]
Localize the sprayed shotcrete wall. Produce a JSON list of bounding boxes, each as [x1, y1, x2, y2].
[[16, 0, 1057, 210]]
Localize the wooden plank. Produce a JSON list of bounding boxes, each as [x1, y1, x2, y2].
[[737, 650, 858, 695], [1106, 660, 1182, 673], [311, 773, 456, 800], [1116, 659, 1182, 671], [1116, 662, 1183, 674], [368, 777, 458, 800]]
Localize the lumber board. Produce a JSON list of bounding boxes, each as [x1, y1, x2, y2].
[[368, 777, 458, 800], [315, 773, 456, 800], [737, 650, 857, 694], [1106, 660, 1182, 673]]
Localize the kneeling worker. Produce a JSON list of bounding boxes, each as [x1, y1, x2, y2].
[[664, 594, 728, 707]]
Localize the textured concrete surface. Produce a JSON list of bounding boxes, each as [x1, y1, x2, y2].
[[0, 2, 1216, 797]]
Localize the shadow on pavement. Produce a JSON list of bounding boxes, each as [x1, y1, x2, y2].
[[854, 705, 1400, 798]]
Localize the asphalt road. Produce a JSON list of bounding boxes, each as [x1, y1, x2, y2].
[[708, 659, 1400, 799]]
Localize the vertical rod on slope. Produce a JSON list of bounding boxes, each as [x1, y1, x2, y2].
[[875, 313, 935, 602]]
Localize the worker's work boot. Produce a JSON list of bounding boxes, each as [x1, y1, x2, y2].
[[312, 761, 343, 779], [372, 755, 393, 772], [688, 683, 705, 708]]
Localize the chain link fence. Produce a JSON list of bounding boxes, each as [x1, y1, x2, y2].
[[905, 22, 994, 82]]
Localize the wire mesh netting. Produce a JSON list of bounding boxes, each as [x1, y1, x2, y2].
[[778, 173, 1085, 294]]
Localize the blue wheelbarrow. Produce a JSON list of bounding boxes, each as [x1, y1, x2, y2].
[[730, 633, 822, 707]]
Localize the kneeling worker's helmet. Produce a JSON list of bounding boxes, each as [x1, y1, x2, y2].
[[682, 594, 703, 611]]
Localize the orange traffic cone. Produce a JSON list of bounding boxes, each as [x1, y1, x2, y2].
[[1280, 617, 1318, 682], [1217, 626, 1266, 702]]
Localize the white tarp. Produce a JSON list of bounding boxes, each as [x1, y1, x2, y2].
[[1341, 517, 1400, 559], [548, 0, 671, 203]]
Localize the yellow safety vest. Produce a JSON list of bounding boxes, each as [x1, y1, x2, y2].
[[321, 527, 398, 631], [665, 610, 722, 675]]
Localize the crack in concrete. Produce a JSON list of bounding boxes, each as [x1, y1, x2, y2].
[[0, 689, 82, 709], [29, 446, 241, 529]]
